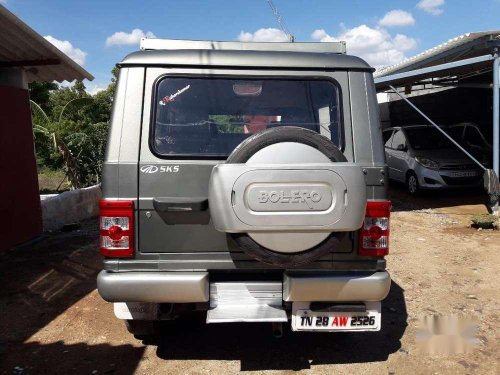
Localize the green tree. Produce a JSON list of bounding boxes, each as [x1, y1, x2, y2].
[[31, 97, 97, 189], [91, 67, 119, 123], [28, 82, 58, 115], [30, 68, 118, 189]]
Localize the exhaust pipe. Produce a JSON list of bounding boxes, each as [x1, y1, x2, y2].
[[272, 322, 283, 338]]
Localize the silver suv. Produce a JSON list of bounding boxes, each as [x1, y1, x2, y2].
[[97, 39, 391, 337], [383, 125, 483, 195]]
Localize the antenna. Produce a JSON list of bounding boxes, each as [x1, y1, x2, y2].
[[267, 0, 294, 42]]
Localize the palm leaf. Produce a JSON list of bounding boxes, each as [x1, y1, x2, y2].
[[33, 124, 50, 136], [59, 97, 93, 123], [30, 100, 50, 128], [65, 132, 90, 147]]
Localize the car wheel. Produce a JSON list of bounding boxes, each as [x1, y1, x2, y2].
[[406, 172, 420, 196]]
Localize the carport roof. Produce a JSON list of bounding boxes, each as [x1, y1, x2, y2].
[[0, 5, 93, 83], [374, 31, 500, 90]]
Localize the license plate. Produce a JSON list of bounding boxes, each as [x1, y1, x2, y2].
[[451, 171, 479, 177], [291, 302, 381, 332]]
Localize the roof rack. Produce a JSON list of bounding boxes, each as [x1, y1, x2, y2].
[[140, 38, 346, 54]]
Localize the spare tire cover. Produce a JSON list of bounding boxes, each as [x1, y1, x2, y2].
[[226, 126, 347, 267]]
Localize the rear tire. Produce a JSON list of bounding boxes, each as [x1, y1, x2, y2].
[[406, 172, 420, 196], [226, 126, 347, 267]]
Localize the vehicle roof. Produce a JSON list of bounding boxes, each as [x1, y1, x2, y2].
[[448, 122, 479, 128], [119, 49, 373, 71]]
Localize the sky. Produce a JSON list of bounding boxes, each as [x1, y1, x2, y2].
[[2, 0, 500, 94]]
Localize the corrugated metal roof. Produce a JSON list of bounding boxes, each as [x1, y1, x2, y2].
[[0, 5, 93, 83], [375, 31, 500, 78], [374, 54, 494, 90]]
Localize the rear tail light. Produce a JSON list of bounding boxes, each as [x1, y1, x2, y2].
[[99, 200, 134, 257], [359, 201, 391, 256]]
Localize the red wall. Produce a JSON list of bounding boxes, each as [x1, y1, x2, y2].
[[0, 86, 42, 250]]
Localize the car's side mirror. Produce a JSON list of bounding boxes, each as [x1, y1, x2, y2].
[[396, 144, 406, 151]]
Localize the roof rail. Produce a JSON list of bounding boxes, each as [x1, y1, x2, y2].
[[140, 38, 346, 54]]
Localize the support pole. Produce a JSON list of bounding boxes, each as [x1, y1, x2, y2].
[[493, 53, 499, 214]]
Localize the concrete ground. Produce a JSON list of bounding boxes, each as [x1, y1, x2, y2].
[[0, 186, 498, 374]]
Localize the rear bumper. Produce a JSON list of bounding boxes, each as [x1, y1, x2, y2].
[[97, 270, 391, 303], [97, 271, 209, 303], [283, 271, 391, 302]]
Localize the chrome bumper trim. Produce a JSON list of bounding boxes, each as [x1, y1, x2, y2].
[[283, 271, 391, 302], [97, 271, 209, 303]]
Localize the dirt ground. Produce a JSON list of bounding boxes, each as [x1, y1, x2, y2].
[[1, 186, 499, 375]]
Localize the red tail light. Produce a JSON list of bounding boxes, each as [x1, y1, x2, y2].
[[359, 200, 391, 256], [99, 200, 134, 257]]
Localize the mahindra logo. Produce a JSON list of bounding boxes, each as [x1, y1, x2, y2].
[[140, 165, 158, 173], [257, 190, 322, 209], [140, 165, 180, 174]]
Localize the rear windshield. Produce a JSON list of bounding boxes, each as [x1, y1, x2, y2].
[[152, 77, 342, 158]]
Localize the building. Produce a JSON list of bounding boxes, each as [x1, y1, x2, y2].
[[0, 5, 93, 250]]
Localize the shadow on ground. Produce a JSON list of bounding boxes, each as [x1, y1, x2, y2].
[[0, 220, 99, 342], [389, 182, 488, 212], [3, 342, 145, 375], [0, 219, 146, 374], [152, 281, 407, 371]]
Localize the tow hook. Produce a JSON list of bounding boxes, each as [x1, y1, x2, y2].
[[272, 322, 283, 338]]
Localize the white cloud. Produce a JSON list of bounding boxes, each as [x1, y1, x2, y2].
[[87, 83, 108, 95], [311, 29, 330, 41], [44, 35, 87, 66], [378, 10, 415, 27], [417, 0, 445, 15], [393, 34, 418, 51], [311, 25, 417, 69], [238, 28, 289, 42], [106, 28, 156, 47], [0, 0, 7, 4], [57, 80, 75, 88]]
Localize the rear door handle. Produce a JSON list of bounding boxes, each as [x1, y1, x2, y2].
[[153, 197, 209, 212]]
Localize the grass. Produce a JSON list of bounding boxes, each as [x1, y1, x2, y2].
[[38, 167, 71, 194], [471, 214, 499, 230]]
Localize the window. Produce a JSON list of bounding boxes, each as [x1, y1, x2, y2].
[[152, 77, 342, 158], [405, 128, 454, 150], [392, 130, 406, 150], [446, 126, 465, 143], [464, 127, 484, 147], [383, 130, 394, 148]]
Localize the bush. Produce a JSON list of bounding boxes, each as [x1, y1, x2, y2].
[[471, 214, 498, 229], [38, 167, 71, 193]]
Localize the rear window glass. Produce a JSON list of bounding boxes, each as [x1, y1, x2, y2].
[[152, 77, 342, 158]]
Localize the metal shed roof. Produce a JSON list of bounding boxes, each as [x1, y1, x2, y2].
[[374, 31, 500, 92], [0, 5, 93, 83], [375, 31, 500, 79]]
